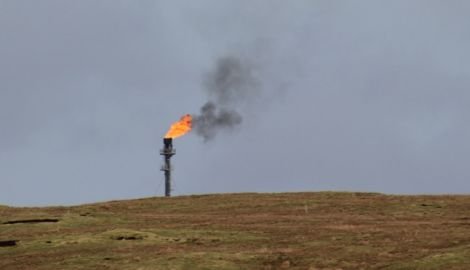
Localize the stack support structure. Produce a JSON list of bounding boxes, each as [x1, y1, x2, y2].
[[160, 138, 175, 197]]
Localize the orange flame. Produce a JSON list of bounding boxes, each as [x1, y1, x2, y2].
[[164, 114, 192, 139]]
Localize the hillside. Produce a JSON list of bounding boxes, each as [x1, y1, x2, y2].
[[1, 192, 470, 269]]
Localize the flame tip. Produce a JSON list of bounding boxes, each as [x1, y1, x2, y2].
[[164, 114, 193, 139]]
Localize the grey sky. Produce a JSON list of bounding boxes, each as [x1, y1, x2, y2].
[[1, 1, 470, 206]]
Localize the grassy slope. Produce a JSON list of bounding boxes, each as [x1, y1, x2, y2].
[[1, 192, 470, 269]]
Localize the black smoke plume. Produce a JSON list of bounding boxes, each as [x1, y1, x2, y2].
[[193, 56, 258, 141]]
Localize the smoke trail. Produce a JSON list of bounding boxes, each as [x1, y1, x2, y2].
[[204, 56, 258, 105], [193, 56, 258, 141], [193, 102, 242, 141]]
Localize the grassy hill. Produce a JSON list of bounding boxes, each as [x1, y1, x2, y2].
[[1, 192, 470, 269]]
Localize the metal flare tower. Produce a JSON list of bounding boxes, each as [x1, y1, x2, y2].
[[160, 138, 175, 197]]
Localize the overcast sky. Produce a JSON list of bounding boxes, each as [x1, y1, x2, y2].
[[1, 1, 470, 206]]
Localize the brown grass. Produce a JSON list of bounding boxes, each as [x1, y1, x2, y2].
[[1, 192, 470, 269]]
